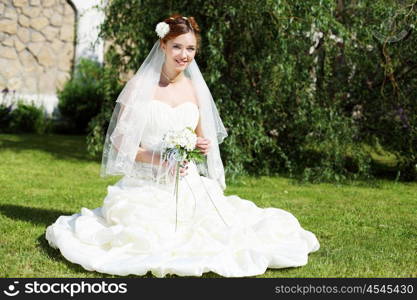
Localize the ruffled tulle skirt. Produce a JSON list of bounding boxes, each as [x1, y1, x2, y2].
[[45, 164, 320, 277]]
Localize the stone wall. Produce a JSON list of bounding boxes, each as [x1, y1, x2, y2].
[[0, 0, 76, 98]]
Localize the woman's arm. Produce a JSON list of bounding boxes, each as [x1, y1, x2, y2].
[[136, 146, 191, 175], [135, 146, 167, 167], [195, 114, 204, 138], [195, 114, 211, 155]]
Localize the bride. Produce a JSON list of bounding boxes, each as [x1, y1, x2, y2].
[[45, 14, 320, 277]]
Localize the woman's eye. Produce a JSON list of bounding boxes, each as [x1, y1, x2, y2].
[[173, 45, 194, 51]]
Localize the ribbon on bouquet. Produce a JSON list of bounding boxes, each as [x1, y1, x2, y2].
[[171, 161, 230, 233]]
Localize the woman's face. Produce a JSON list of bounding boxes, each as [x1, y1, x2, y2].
[[161, 32, 197, 72]]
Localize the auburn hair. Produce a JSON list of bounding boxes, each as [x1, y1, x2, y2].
[[160, 14, 201, 53]]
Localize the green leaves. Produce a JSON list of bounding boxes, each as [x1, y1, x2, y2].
[[86, 0, 417, 183], [187, 148, 206, 164]]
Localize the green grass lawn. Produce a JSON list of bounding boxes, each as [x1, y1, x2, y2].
[[0, 133, 416, 278]]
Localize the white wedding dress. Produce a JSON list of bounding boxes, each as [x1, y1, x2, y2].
[[45, 99, 320, 277]]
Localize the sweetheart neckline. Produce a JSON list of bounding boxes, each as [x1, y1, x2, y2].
[[151, 99, 199, 110]]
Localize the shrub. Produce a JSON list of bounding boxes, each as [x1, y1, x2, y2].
[[8, 100, 52, 134], [0, 103, 13, 132], [57, 58, 105, 134], [86, 56, 123, 160]]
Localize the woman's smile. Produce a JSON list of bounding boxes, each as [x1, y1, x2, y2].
[[175, 59, 187, 66]]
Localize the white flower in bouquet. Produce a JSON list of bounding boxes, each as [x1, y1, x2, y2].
[[163, 127, 199, 156], [178, 128, 197, 151]]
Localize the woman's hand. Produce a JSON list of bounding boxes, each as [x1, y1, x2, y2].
[[179, 160, 189, 177], [166, 160, 189, 177], [196, 137, 211, 155]]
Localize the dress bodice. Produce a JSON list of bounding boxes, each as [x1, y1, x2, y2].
[[140, 100, 200, 152]]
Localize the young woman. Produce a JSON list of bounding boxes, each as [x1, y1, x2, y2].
[[45, 14, 320, 278]]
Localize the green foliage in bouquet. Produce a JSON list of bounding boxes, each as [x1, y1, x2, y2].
[[186, 149, 206, 164]]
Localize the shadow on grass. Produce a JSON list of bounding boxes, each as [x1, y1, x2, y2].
[[0, 133, 96, 163], [0, 204, 74, 226]]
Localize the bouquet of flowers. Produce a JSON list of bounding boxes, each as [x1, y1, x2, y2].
[[162, 126, 205, 167], [161, 127, 205, 231]]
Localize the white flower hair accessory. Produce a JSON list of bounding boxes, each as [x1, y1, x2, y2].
[[155, 21, 170, 39]]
